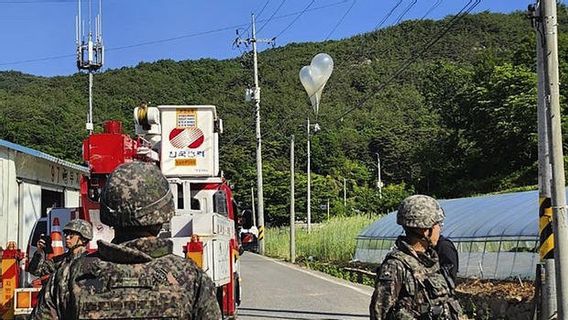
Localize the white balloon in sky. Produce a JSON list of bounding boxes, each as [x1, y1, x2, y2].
[[299, 65, 319, 97], [311, 53, 334, 82], [299, 53, 334, 114]]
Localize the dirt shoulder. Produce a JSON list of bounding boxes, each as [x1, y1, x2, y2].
[[456, 278, 534, 320], [300, 261, 536, 320]]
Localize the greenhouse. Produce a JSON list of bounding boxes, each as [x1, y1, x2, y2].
[[354, 190, 544, 280]]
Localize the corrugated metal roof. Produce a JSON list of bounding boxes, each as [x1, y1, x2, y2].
[[358, 190, 546, 241], [0, 139, 88, 173]]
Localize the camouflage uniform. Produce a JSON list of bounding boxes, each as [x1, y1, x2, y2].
[[28, 219, 93, 278], [32, 161, 221, 320], [370, 195, 462, 320], [31, 257, 73, 319], [28, 250, 64, 278]]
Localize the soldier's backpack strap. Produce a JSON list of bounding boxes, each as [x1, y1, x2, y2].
[[385, 250, 427, 288], [70, 255, 188, 320], [386, 251, 461, 320], [385, 250, 438, 317]]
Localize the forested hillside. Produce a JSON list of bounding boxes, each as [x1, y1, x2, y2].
[[2, 9, 568, 224]]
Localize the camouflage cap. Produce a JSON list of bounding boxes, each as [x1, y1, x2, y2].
[[100, 161, 174, 227], [63, 219, 93, 241], [396, 195, 445, 228]]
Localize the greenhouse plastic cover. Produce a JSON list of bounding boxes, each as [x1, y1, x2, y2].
[[358, 189, 552, 241]]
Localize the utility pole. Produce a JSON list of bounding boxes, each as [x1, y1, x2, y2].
[[290, 135, 296, 263], [307, 117, 312, 233], [327, 198, 330, 220], [235, 14, 274, 254], [305, 118, 320, 232], [376, 152, 383, 199], [540, 1, 568, 317], [76, 0, 104, 135], [530, 2, 557, 317]]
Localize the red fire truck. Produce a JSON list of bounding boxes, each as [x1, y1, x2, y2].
[[13, 105, 241, 319]]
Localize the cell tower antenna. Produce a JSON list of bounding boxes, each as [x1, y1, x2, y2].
[[76, 0, 104, 134]]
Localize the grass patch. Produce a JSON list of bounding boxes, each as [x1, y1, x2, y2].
[[265, 215, 375, 263]]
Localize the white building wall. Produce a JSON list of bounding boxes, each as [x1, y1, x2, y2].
[[0, 142, 86, 252], [19, 182, 41, 250], [0, 149, 18, 250]]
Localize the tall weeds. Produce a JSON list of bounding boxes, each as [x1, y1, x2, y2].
[[265, 215, 375, 263]]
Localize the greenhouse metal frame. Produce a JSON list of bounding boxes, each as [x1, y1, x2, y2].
[[355, 190, 545, 280]]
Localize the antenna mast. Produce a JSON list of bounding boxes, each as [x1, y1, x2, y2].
[[76, 0, 104, 134]]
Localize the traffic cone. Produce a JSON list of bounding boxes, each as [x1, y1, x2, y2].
[[48, 218, 65, 259]]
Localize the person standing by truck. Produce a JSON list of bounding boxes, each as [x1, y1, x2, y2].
[[28, 219, 93, 278]]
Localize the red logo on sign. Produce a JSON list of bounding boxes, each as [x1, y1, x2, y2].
[[169, 127, 204, 149]]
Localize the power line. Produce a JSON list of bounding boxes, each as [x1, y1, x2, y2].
[[107, 24, 250, 52], [329, 0, 482, 126], [257, 0, 287, 34], [215, 1, 355, 148], [394, 0, 418, 24], [242, 0, 272, 36], [0, 53, 75, 66], [325, 0, 358, 40], [220, 92, 312, 158], [0, 1, 349, 67], [421, 0, 443, 20], [375, 0, 403, 30], [274, 0, 316, 39], [0, 22, 250, 66], [352, 0, 403, 72], [369, 0, 443, 60], [255, 0, 272, 20], [267, 0, 350, 39], [225, 0, 483, 183], [0, 0, 202, 3], [0, 0, 75, 3], [220, 105, 258, 152]]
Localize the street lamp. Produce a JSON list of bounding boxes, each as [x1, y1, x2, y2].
[[376, 153, 383, 199]]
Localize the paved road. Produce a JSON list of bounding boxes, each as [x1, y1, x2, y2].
[[238, 253, 373, 320]]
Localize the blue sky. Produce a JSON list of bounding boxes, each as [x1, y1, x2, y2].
[[0, 0, 534, 77]]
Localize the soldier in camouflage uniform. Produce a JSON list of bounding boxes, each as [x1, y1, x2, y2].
[[370, 195, 462, 320], [28, 219, 93, 278], [32, 161, 222, 320]]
